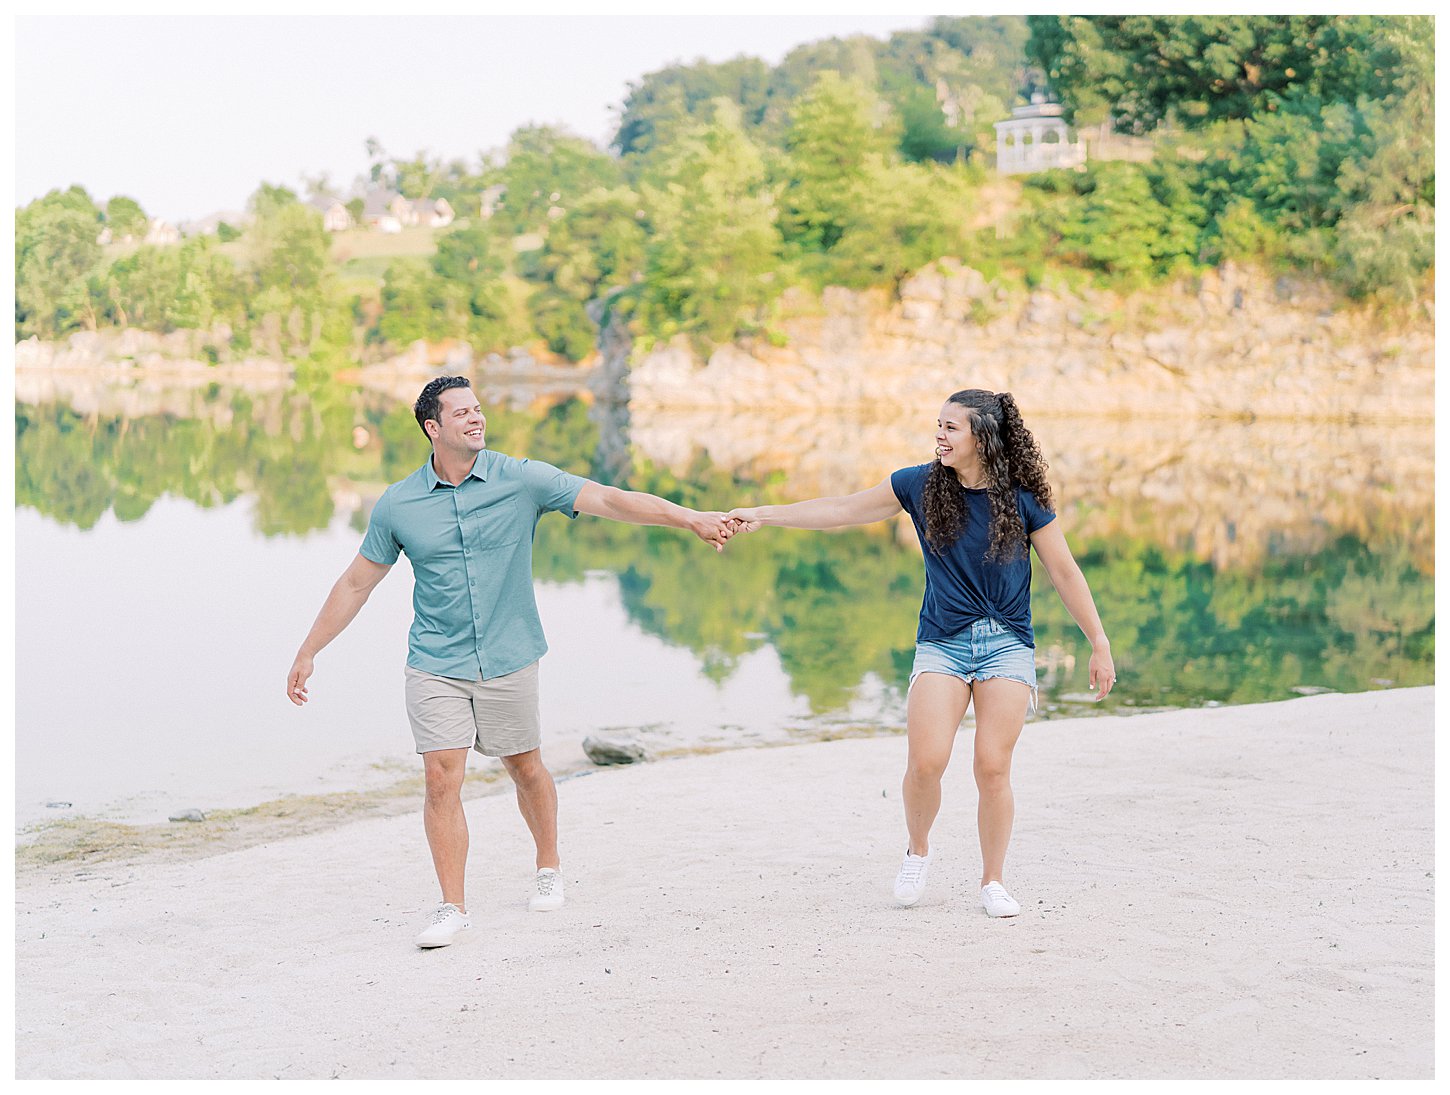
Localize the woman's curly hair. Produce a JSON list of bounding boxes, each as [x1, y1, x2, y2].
[[922, 389, 1054, 562]]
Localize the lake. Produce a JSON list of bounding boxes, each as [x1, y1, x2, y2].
[[13, 372, 1434, 826]]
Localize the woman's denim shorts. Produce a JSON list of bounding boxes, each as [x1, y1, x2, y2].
[[910, 617, 1038, 710]]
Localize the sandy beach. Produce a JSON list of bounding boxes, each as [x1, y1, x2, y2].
[[14, 687, 1433, 1080]]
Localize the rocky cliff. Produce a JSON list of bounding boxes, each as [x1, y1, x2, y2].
[[627, 260, 1433, 422]]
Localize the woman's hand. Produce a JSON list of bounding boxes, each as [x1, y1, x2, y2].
[[1089, 645, 1116, 701], [725, 506, 766, 533]]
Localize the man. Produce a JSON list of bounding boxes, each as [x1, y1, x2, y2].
[[286, 375, 735, 948]]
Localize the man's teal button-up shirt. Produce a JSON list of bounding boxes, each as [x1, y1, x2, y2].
[[360, 450, 586, 681]]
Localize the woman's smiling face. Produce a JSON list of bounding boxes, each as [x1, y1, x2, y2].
[[934, 401, 978, 473]]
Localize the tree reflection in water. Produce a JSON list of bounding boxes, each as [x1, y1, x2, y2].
[[14, 384, 1433, 714]]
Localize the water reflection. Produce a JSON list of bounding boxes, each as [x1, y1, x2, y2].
[[15, 380, 1433, 701], [12, 375, 1434, 819]]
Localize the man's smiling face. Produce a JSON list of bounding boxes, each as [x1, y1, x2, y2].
[[428, 387, 487, 454]]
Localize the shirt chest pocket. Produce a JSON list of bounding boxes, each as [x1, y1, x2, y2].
[[465, 496, 528, 551]]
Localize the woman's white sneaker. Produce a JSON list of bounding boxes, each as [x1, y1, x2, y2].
[[414, 902, 471, 947], [981, 882, 1020, 917], [528, 867, 565, 912], [893, 851, 931, 906]]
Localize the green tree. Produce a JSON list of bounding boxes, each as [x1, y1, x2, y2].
[[635, 99, 779, 346], [1048, 161, 1203, 285], [377, 260, 463, 345], [762, 37, 882, 134], [1028, 15, 1399, 133], [614, 56, 774, 156], [525, 187, 648, 359], [429, 224, 512, 347], [775, 72, 972, 290], [15, 187, 104, 339], [101, 244, 180, 329], [392, 151, 442, 199], [893, 84, 965, 163], [535, 188, 648, 301], [778, 72, 895, 254], [489, 125, 623, 237], [244, 201, 335, 353], [247, 181, 300, 217], [246, 202, 331, 298], [104, 195, 149, 240], [1329, 17, 1435, 299], [826, 161, 973, 289], [880, 16, 1031, 160]]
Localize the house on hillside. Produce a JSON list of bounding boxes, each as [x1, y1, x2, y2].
[[359, 189, 455, 231], [144, 220, 182, 245], [993, 93, 1086, 175], [308, 195, 353, 231], [362, 189, 404, 233], [360, 188, 455, 230], [409, 197, 455, 229]]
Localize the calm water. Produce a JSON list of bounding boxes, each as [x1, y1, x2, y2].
[[13, 377, 1434, 826]]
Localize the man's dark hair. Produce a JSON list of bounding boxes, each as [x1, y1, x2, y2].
[[413, 376, 473, 438]]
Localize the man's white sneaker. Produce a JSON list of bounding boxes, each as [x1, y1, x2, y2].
[[528, 867, 565, 912], [414, 902, 471, 948], [893, 851, 931, 906], [981, 882, 1021, 917]]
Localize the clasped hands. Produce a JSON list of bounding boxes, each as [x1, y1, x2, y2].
[[688, 507, 766, 552]]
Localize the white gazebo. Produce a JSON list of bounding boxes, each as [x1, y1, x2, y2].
[[993, 93, 1086, 175]]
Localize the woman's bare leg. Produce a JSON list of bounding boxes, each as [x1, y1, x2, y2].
[[902, 672, 972, 856], [969, 677, 1031, 885]]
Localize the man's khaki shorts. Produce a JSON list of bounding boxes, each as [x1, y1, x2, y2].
[[403, 661, 541, 757]]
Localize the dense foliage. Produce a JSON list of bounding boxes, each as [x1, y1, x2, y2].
[[14, 15, 1433, 357], [1026, 14, 1434, 297]]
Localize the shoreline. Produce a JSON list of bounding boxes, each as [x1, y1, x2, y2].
[[14, 722, 906, 876], [11, 686, 1370, 870], [13, 683, 1423, 872]]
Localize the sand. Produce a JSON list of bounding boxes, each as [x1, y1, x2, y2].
[[13, 688, 1433, 1080]]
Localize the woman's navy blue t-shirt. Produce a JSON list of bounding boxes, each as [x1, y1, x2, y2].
[[890, 463, 1056, 648]]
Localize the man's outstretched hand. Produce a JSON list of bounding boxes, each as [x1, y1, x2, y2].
[[688, 511, 743, 551], [287, 653, 314, 706]]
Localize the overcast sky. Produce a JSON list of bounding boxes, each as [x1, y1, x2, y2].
[[15, 13, 939, 223]]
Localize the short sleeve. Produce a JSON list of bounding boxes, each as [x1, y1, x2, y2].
[[1020, 488, 1057, 535], [520, 458, 587, 518], [359, 489, 402, 564], [891, 465, 928, 517]]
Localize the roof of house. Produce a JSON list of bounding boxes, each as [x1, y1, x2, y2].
[[363, 190, 401, 217]]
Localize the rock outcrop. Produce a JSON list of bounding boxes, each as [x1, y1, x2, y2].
[[627, 261, 1432, 423]]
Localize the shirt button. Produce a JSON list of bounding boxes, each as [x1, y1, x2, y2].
[[474, 614, 480, 620]]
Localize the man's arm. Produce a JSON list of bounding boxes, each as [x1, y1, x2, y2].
[[727, 478, 903, 531], [573, 481, 736, 551], [287, 553, 393, 705]]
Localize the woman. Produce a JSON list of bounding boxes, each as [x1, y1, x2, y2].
[[728, 389, 1115, 917]]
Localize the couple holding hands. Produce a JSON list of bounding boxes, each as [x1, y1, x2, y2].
[[287, 376, 1113, 947]]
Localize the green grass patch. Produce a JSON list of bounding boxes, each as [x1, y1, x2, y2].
[[330, 226, 439, 265]]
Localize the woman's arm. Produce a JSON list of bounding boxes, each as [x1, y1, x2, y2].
[[574, 480, 735, 551], [727, 478, 903, 531], [1030, 521, 1117, 700]]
